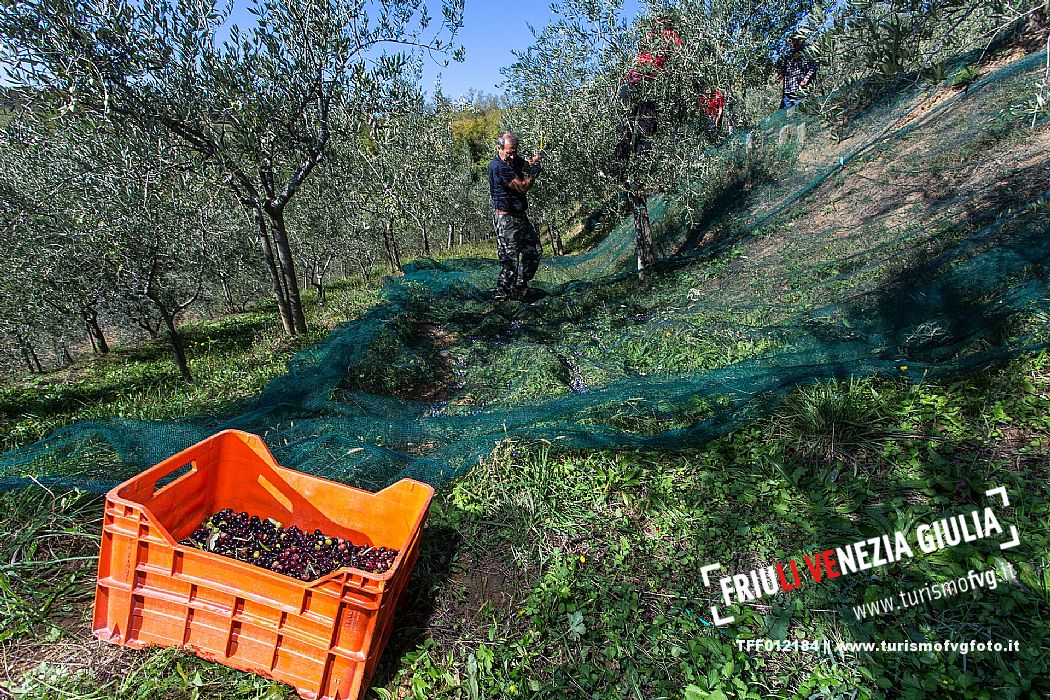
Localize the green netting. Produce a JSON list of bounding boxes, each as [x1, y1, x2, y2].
[[2, 50, 1049, 493]]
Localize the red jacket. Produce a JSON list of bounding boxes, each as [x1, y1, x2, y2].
[[702, 89, 725, 117], [626, 29, 681, 84]]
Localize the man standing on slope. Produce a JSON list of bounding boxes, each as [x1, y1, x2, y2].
[[776, 31, 817, 109], [488, 132, 546, 301]]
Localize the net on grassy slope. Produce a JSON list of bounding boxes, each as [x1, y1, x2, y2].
[[1, 50, 1049, 492]]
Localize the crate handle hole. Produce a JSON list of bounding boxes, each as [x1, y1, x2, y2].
[[154, 461, 197, 495]]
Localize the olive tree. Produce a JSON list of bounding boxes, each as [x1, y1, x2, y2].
[[0, 115, 116, 370], [498, 0, 847, 278], [0, 103, 252, 380], [0, 0, 464, 335], [807, 0, 1047, 126], [365, 93, 481, 258], [93, 132, 226, 380]]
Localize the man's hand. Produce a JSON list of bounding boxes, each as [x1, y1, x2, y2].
[[525, 150, 546, 178]]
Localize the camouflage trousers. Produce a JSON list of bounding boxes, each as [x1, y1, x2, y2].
[[493, 211, 542, 293]]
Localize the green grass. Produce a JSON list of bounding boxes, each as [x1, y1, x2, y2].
[[372, 353, 1048, 700], [0, 311, 302, 450], [0, 282, 386, 452], [1, 352, 1047, 699]]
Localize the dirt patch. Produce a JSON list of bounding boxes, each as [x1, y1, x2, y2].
[[889, 46, 1031, 133], [403, 322, 461, 403], [453, 551, 525, 617], [421, 545, 535, 649], [893, 84, 964, 132], [975, 426, 1050, 475], [982, 47, 1034, 75], [0, 622, 134, 692], [682, 50, 1050, 313], [797, 96, 1050, 243]]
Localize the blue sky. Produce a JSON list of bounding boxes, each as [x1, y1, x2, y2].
[[0, 1, 647, 95], [420, 0, 644, 98], [217, 0, 645, 99]]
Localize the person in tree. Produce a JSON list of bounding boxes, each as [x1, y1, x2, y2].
[[488, 132, 546, 301], [701, 87, 726, 132], [612, 13, 682, 280], [613, 14, 682, 167], [775, 31, 818, 109]]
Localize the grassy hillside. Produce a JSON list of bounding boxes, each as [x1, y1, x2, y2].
[[1, 48, 1049, 700]]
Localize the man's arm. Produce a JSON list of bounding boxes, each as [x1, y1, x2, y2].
[[505, 153, 545, 193], [506, 174, 535, 194]]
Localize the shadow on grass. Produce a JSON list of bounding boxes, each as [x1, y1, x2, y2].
[[179, 312, 275, 355], [370, 521, 463, 690]]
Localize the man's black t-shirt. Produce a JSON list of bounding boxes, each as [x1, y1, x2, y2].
[[489, 155, 528, 215]]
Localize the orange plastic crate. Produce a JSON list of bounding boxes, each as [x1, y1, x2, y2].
[[92, 429, 433, 700]]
